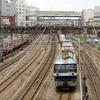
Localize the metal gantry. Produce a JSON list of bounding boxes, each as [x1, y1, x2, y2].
[[0, 22, 100, 61]]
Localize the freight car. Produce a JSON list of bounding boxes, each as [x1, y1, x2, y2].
[[2, 34, 29, 54]]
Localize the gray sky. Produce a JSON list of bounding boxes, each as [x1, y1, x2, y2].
[[26, 0, 100, 11]]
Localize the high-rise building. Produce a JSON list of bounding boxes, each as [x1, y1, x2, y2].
[[16, 0, 26, 26], [0, 0, 16, 16]]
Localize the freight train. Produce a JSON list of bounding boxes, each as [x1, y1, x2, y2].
[[2, 34, 29, 54], [54, 38, 77, 89]]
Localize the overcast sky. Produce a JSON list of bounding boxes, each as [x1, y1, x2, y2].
[[26, 0, 100, 11]]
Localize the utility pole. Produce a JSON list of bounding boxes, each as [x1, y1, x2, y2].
[[0, 17, 3, 62], [83, 27, 88, 100], [10, 28, 13, 56], [21, 21, 24, 50]]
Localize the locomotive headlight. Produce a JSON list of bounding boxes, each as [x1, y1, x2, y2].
[[56, 73, 61, 76]]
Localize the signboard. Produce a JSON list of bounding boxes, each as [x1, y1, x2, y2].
[[0, 17, 10, 25], [2, 18, 10, 25]]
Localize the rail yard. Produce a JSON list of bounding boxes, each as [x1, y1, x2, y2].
[[0, 25, 100, 100]]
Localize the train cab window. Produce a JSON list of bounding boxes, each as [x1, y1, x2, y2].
[[54, 64, 77, 73], [65, 65, 76, 69]]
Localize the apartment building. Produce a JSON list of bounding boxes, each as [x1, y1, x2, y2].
[[16, 0, 26, 26]]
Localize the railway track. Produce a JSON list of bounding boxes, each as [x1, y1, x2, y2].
[[0, 34, 47, 71], [0, 40, 36, 71], [85, 53, 100, 100], [73, 38, 100, 61], [0, 48, 42, 93], [73, 41, 100, 100], [0, 47, 28, 71], [19, 34, 56, 100], [56, 91, 72, 100], [58, 92, 62, 100], [82, 42, 100, 59]]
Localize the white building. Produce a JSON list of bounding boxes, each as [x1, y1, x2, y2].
[[16, 0, 26, 26], [82, 9, 94, 22], [26, 6, 40, 26]]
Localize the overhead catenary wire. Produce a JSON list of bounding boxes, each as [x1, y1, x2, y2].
[[0, 24, 48, 84]]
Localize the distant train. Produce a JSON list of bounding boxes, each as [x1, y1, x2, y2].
[[58, 34, 66, 42], [2, 34, 29, 54], [54, 38, 77, 89]]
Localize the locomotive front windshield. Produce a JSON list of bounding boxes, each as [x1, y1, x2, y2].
[[54, 64, 77, 73]]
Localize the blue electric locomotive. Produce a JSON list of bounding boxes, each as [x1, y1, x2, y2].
[[54, 40, 77, 89]]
